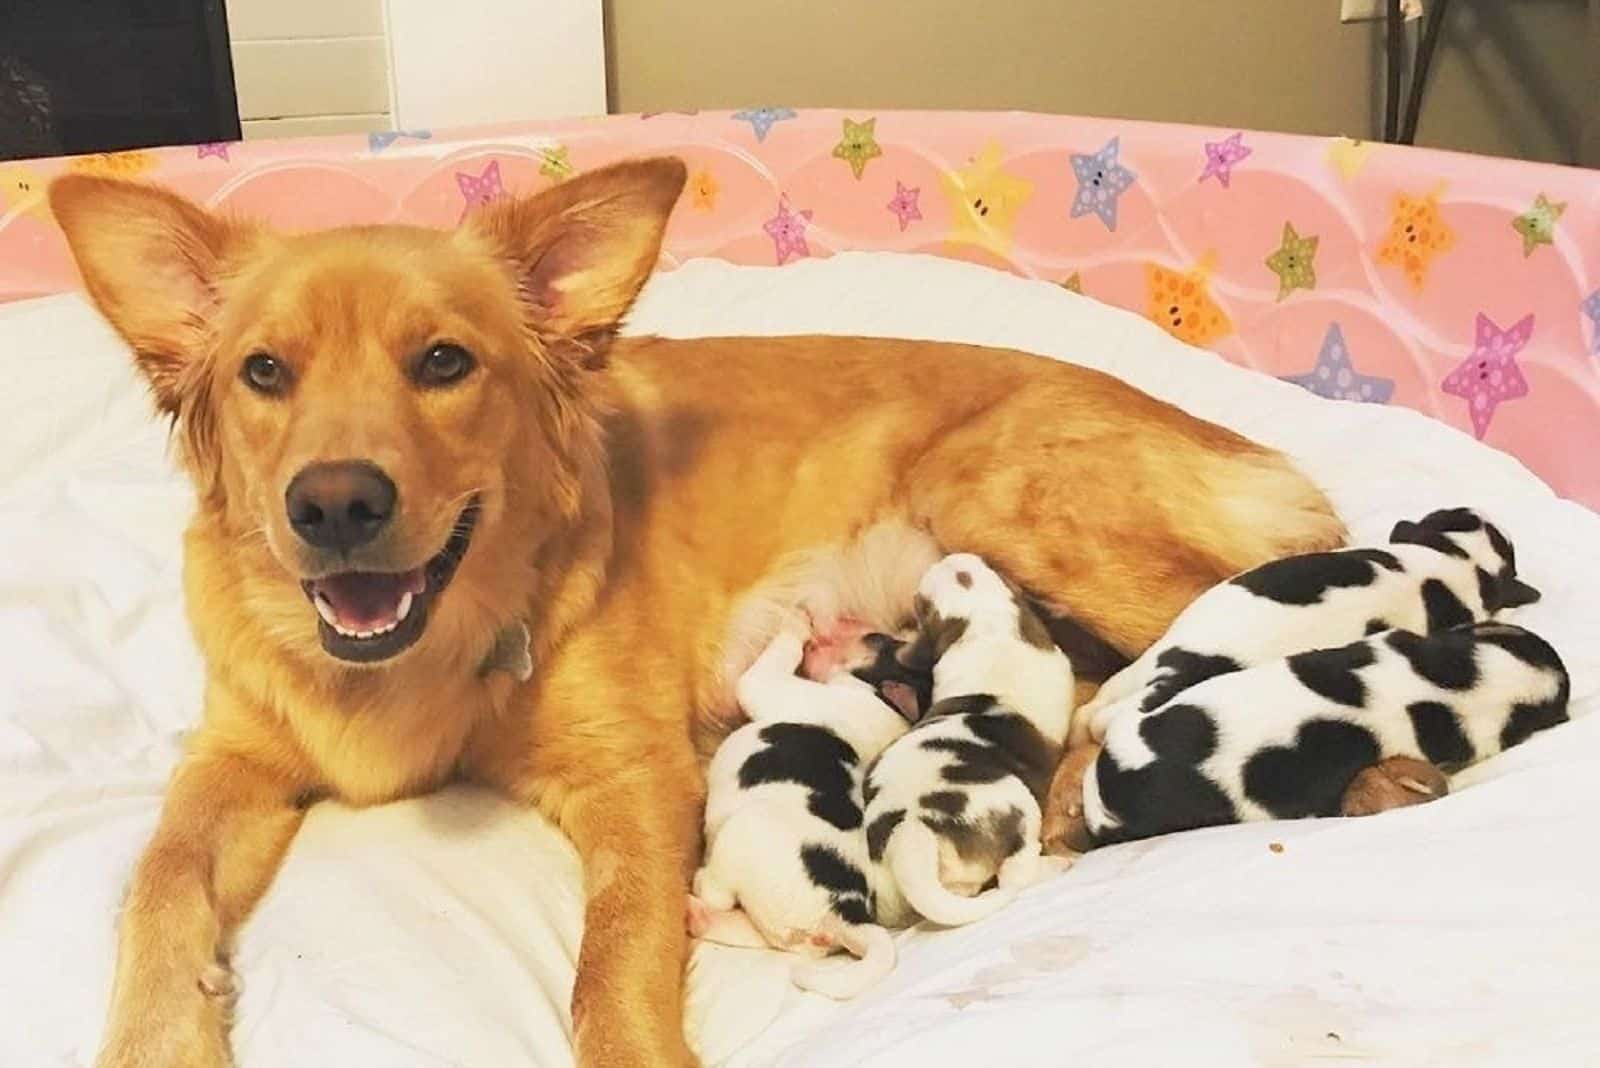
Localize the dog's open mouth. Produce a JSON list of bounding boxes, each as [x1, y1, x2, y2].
[[300, 498, 480, 663]]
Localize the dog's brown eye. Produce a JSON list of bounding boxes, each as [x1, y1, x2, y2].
[[242, 353, 287, 395], [416, 343, 475, 388]]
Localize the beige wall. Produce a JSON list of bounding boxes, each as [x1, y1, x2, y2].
[[607, 0, 1594, 166]]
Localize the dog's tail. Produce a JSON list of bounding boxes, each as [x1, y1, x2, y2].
[[791, 920, 896, 999], [1182, 447, 1347, 576], [885, 818, 1015, 928]]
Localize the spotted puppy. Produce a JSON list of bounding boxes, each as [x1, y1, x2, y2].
[[864, 553, 1075, 928], [692, 622, 929, 999], [1084, 622, 1569, 845], [1076, 506, 1540, 745]]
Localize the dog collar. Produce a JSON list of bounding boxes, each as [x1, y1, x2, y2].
[[478, 620, 533, 681]]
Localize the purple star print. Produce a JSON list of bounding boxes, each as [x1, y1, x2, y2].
[[732, 108, 797, 143], [1584, 290, 1600, 357], [195, 143, 231, 161], [1199, 132, 1251, 188], [887, 181, 922, 231], [456, 160, 506, 221], [1282, 323, 1394, 404], [763, 196, 813, 265], [1070, 137, 1136, 231], [1441, 312, 1533, 439]]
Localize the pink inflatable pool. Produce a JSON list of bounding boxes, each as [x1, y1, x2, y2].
[[2, 110, 1596, 507]]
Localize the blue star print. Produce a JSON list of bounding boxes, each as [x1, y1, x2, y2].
[[369, 129, 432, 152], [1070, 137, 1136, 231], [1283, 323, 1395, 403], [1585, 290, 1600, 356], [732, 108, 797, 142]]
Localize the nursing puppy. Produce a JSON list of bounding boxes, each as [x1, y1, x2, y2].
[[693, 624, 928, 998], [865, 554, 1075, 928], [1084, 622, 1570, 845], [1075, 507, 1539, 745]]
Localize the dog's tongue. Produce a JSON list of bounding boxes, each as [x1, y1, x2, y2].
[[314, 569, 425, 631]]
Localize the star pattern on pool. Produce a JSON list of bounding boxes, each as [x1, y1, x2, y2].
[[456, 160, 506, 221], [1070, 137, 1137, 231], [195, 142, 232, 161], [763, 195, 813, 265], [539, 145, 574, 182], [1377, 188, 1454, 291], [369, 129, 431, 153], [832, 117, 883, 180], [689, 168, 720, 211], [1585, 290, 1600, 357], [1199, 132, 1251, 188], [887, 180, 922, 231], [1326, 137, 1376, 181], [732, 107, 797, 142], [1146, 258, 1231, 346], [1441, 312, 1533, 439], [1266, 221, 1319, 301], [941, 142, 1034, 255], [1283, 323, 1394, 404], [1511, 193, 1564, 257]]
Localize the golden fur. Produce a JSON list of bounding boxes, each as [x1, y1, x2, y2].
[[50, 157, 1344, 1068]]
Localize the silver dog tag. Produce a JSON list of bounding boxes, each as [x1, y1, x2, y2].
[[479, 620, 533, 681]]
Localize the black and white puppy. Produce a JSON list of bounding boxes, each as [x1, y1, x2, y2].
[[1084, 622, 1570, 845], [692, 623, 928, 999], [1076, 507, 1540, 744], [864, 554, 1075, 928]]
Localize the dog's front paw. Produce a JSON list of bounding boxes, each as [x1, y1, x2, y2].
[[98, 968, 235, 1068], [1340, 756, 1448, 817], [97, 1009, 232, 1068]]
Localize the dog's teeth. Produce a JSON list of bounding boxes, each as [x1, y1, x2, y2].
[[314, 593, 340, 629], [396, 591, 413, 623]]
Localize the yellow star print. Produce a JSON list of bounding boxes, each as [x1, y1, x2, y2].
[[941, 143, 1034, 257], [1326, 138, 1376, 182], [831, 117, 883, 180]]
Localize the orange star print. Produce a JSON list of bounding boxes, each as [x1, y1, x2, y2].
[[1377, 189, 1454, 290], [1146, 258, 1232, 347]]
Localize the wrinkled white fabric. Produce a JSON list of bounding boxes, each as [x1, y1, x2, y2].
[[2, 254, 1596, 1067]]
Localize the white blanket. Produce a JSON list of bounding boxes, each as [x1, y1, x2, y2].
[[2, 253, 1597, 1067]]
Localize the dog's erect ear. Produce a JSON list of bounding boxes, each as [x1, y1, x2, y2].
[[49, 176, 251, 414], [463, 156, 687, 345]]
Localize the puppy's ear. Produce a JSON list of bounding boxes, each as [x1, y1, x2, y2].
[[462, 156, 687, 352], [1389, 519, 1469, 560], [50, 176, 255, 414], [1496, 577, 1542, 610], [878, 681, 923, 724]]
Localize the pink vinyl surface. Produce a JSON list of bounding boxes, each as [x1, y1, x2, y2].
[[2, 110, 1596, 506]]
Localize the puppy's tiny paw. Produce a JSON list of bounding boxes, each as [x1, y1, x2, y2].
[[1037, 854, 1075, 877], [685, 895, 715, 938]]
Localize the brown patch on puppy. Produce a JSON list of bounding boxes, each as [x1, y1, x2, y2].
[[902, 594, 970, 670], [955, 569, 973, 589], [1340, 755, 1449, 817], [1015, 598, 1056, 653], [925, 805, 1027, 870]]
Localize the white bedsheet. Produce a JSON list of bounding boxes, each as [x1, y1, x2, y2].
[[2, 253, 1597, 1067]]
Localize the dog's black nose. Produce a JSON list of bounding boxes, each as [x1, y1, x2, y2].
[[285, 461, 397, 553]]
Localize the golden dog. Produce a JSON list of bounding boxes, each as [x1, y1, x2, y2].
[[50, 157, 1343, 1067]]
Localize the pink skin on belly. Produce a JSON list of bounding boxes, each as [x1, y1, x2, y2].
[[800, 615, 874, 681]]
